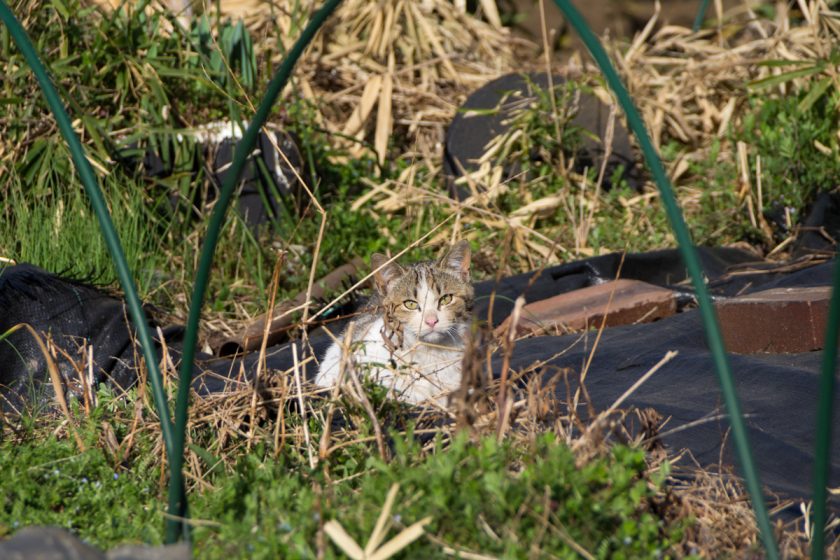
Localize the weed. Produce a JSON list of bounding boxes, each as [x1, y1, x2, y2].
[[0, 390, 163, 544], [0, 392, 686, 558], [0, 0, 397, 320], [736, 90, 840, 226]]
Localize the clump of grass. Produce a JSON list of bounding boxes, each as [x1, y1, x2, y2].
[[0, 0, 264, 291], [0, 0, 402, 326], [733, 88, 840, 231], [0, 387, 164, 543], [0, 171, 158, 286], [0, 378, 689, 559], [194, 432, 684, 559], [3, 354, 836, 559]]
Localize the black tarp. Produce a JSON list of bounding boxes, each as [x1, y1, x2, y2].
[[492, 275, 839, 509], [0, 265, 141, 412], [443, 72, 643, 199]]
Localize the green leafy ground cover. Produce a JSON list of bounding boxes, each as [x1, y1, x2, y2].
[[0, 389, 687, 558]]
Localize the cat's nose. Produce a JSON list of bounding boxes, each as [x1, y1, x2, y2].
[[424, 313, 439, 328]]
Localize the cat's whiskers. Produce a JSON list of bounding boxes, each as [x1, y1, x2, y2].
[[443, 327, 461, 347], [419, 332, 461, 351]]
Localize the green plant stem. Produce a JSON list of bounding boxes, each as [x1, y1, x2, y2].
[[0, 0, 175, 460], [550, 1, 780, 558], [693, 0, 711, 32], [811, 258, 840, 560], [167, 0, 343, 544]]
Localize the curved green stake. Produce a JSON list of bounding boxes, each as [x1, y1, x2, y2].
[[811, 259, 840, 560], [693, 0, 711, 32], [0, 0, 176, 459], [551, 1, 780, 558], [167, 0, 343, 544]]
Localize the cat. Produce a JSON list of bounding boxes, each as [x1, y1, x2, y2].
[[316, 241, 474, 405]]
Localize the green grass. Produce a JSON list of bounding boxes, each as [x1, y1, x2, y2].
[[0, 392, 164, 543], [0, 171, 156, 286], [734, 90, 840, 220], [0, 390, 688, 559], [0, 0, 398, 314], [657, 86, 840, 248]]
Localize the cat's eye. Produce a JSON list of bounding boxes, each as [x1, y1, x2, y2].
[[439, 294, 453, 305], [403, 299, 419, 310]]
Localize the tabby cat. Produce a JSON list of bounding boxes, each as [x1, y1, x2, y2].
[[316, 241, 473, 405]]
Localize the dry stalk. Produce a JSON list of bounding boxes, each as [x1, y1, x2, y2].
[[247, 250, 285, 451], [272, 368, 288, 458], [572, 252, 626, 412], [344, 358, 389, 462], [318, 322, 355, 462], [118, 398, 145, 465], [537, 0, 560, 145], [579, 103, 617, 249], [292, 343, 317, 469], [3, 324, 86, 451], [79, 344, 93, 414], [50, 341, 91, 416], [324, 483, 431, 560], [573, 350, 678, 459], [310, 213, 455, 322], [495, 295, 524, 440]]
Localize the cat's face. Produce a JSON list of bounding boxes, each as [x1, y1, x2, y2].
[[371, 241, 473, 345]]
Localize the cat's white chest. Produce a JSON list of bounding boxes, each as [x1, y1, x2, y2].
[[316, 317, 463, 405]]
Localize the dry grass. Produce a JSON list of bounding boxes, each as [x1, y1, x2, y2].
[[344, 0, 840, 266], [620, 0, 840, 151], [22, 314, 840, 557], [94, 0, 524, 161], [162, 1, 840, 540]]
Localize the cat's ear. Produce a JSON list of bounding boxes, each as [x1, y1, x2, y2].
[[439, 240, 471, 281], [371, 253, 404, 293]]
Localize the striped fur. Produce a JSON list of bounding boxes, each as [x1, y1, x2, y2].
[[316, 241, 473, 405]]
